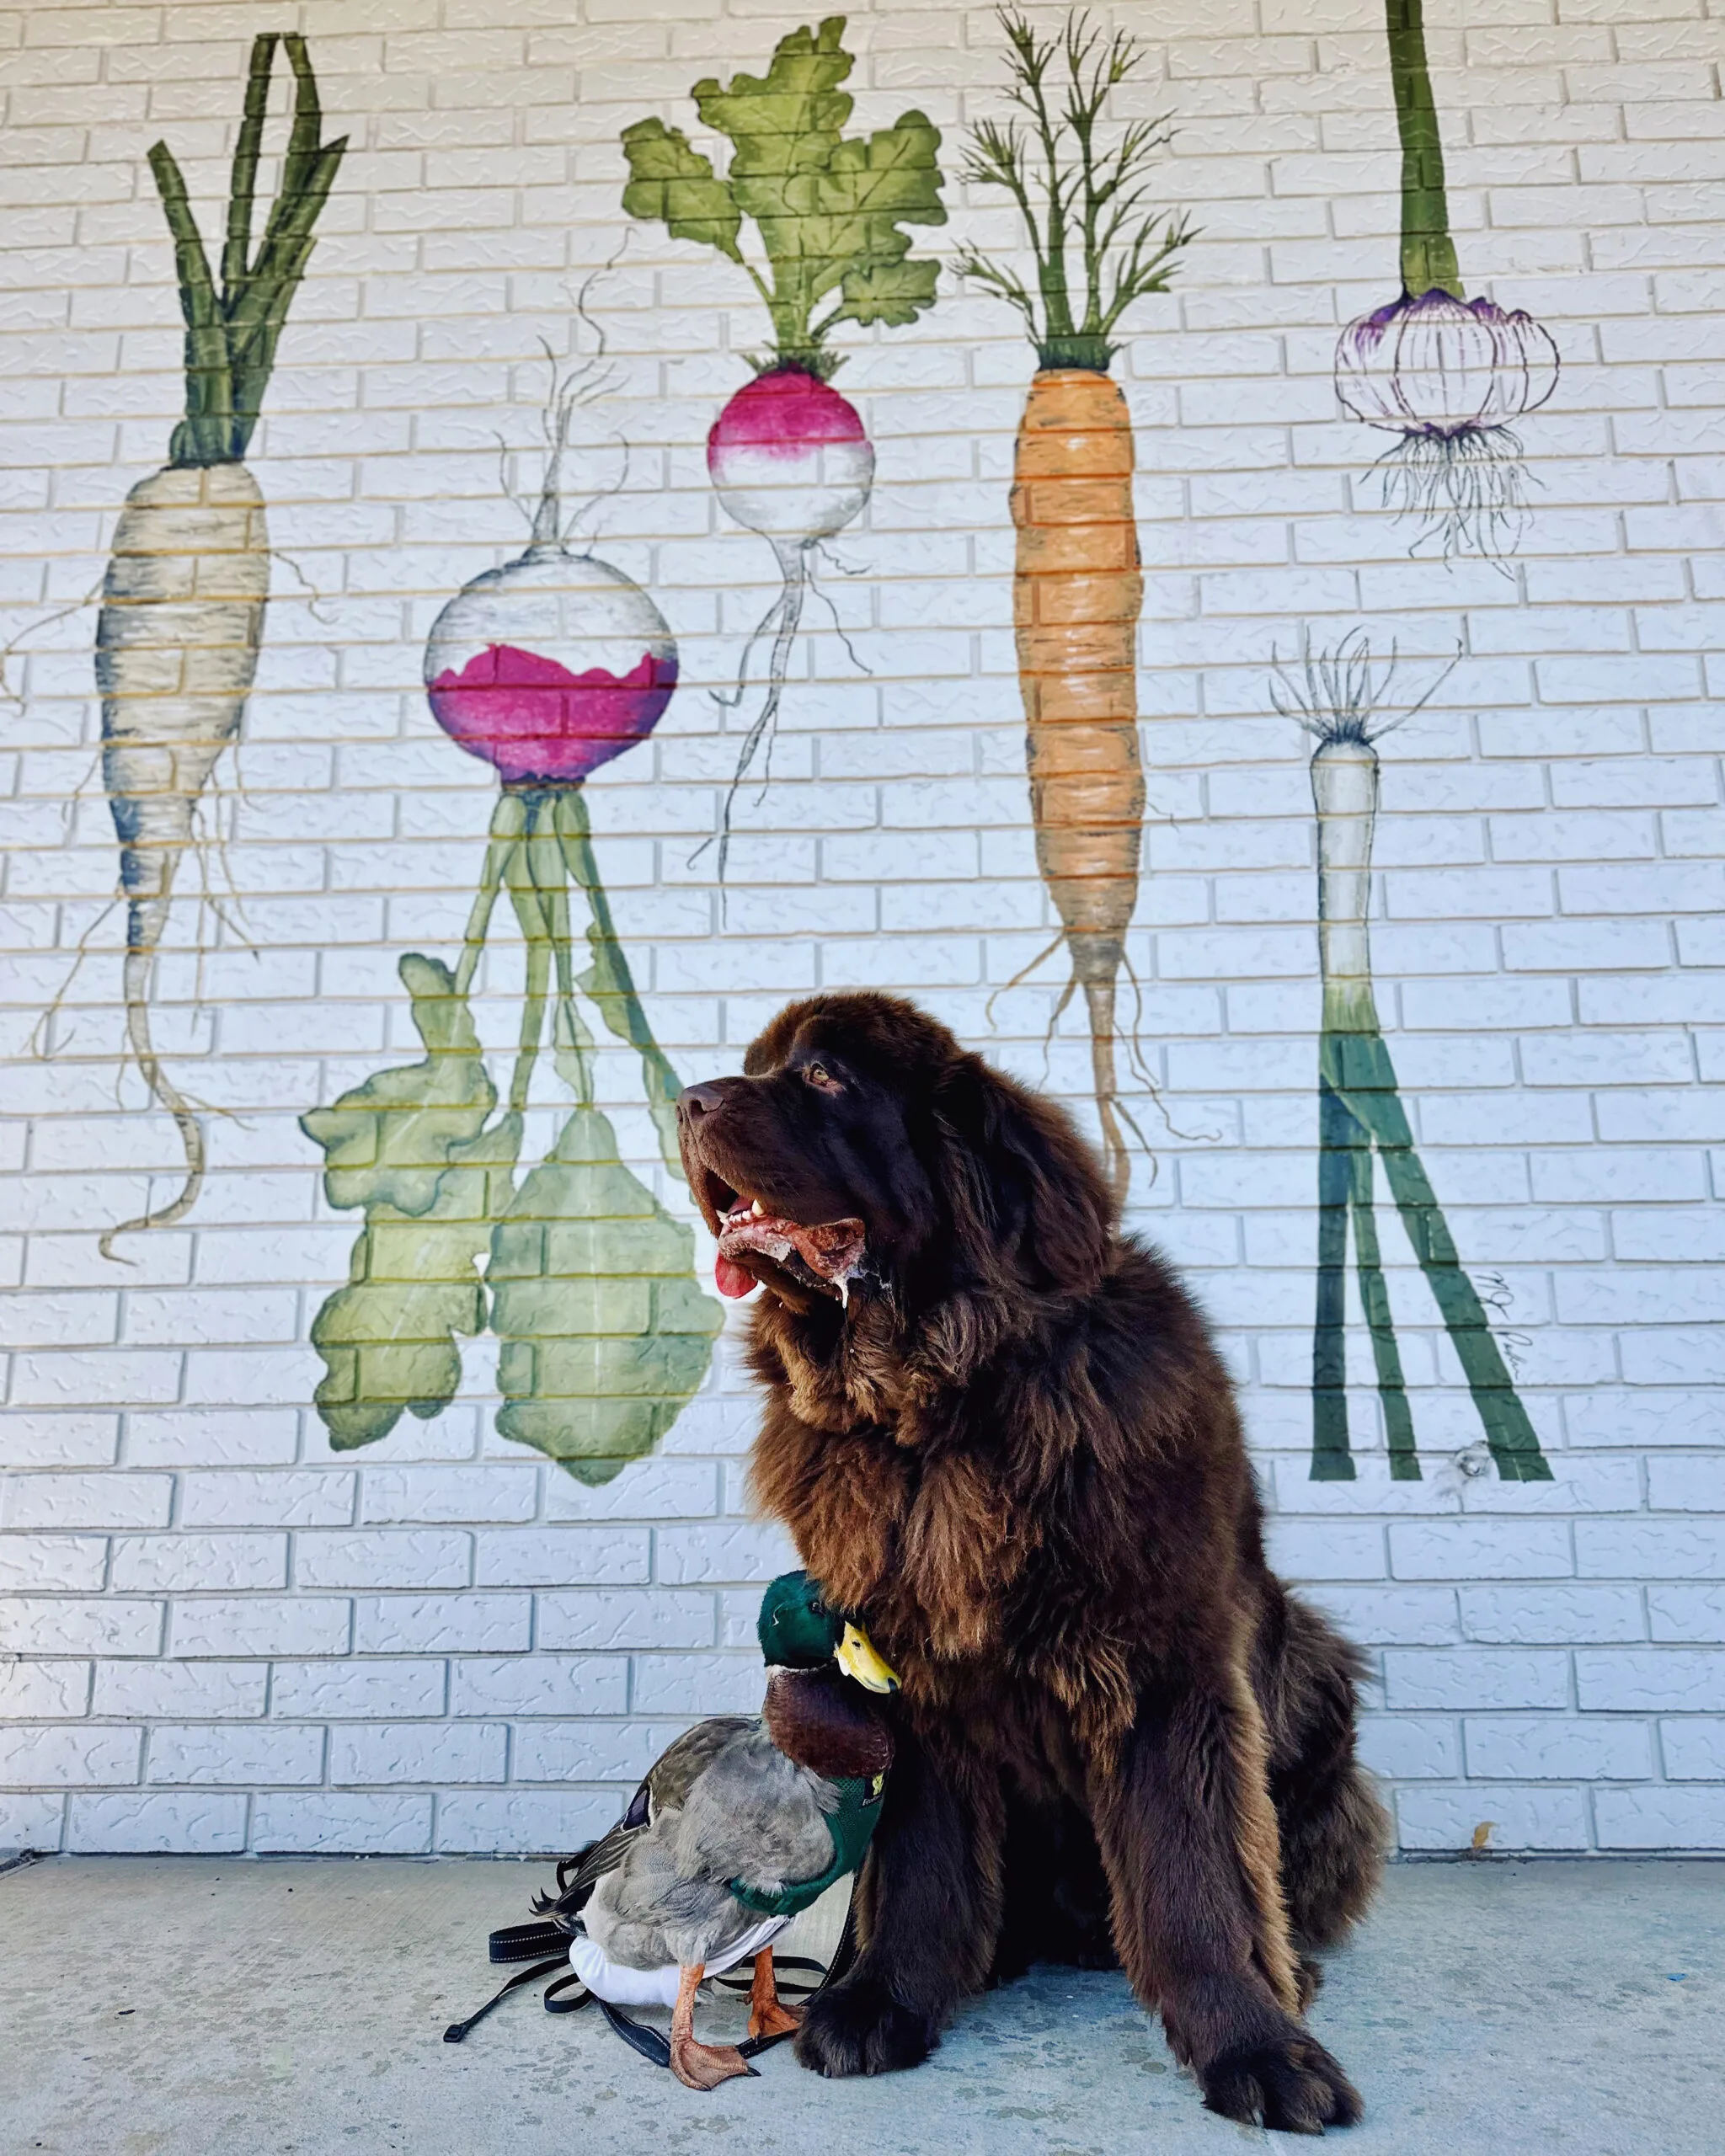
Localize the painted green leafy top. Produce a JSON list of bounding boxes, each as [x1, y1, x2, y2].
[[302, 792, 722, 1484], [149, 35, 347, 467], [621, 15, 946, 378]]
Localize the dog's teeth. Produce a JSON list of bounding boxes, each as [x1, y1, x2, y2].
[[750, 1198, 765, 1217]]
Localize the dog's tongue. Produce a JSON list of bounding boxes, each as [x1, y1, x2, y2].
[[714, 1211, 866, 1299]]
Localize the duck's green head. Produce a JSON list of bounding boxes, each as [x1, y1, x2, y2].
[[756, 1571, 899, 1694]]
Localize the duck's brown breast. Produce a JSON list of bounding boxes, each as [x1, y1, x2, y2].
[[763, 1666, 893, 1781]]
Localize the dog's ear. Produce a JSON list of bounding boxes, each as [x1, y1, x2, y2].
[[932, 1052, 1114, 1296]]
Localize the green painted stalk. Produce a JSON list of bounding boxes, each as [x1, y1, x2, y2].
[[451, 792, 526, 1003], [150, 35, 347, 468], [555, 787, 684, 1173], [1312, 1081, 1356, 1480], [960, 10, 1192, 375], [1330, 1028, 1552, 1484], [501, 799, 558, 1119], [1342, 1091, 1420, 1480], [1384, 0, 1463, 299]]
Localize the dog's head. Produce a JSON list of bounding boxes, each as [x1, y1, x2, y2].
[[677, 992, 1113, 1325]]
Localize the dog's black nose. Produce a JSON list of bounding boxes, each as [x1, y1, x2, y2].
[[677, 1081, 729, 1123]]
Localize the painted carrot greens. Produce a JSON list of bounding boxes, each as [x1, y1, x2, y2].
[[959, 8, 1192, 1203], [302, 366, 720, 1485], [1334, 0, 1557, 561], [1275, 635, 1551, 1483], [97, 35, 345, 1259], [622, 16, 946, 878]]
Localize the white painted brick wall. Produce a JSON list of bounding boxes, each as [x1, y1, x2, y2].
[[2, 0, 1722, 1858]]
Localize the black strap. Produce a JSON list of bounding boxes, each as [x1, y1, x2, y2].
[[489, 1920, 570, 1965], [442, 1955, 568, 2043], [450, 1869, 862, 2068], [713, 1953, 828, 1998]]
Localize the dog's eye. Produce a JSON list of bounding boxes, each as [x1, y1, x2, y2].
[[804, 1062, 841, 1094]]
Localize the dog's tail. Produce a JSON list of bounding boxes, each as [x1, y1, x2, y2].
[[1253, 1582, 1391, 1950]]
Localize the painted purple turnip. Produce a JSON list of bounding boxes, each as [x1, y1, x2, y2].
[[1334, 0, 1559, 562], [424, 385, 676, 788]]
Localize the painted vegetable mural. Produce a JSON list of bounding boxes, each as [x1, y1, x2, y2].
[[958, 8, 1192, 1204], [1336, 0, 1559, 563], [301, 368, 721, 1485], [621, 15, 945, 879], [1274, 636, 1551, 1484], [97, 34, 346, 1260]]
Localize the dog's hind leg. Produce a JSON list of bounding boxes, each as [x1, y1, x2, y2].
[[1088, 1670, 1363, 2135], [989, 1785, 1116, 1984]]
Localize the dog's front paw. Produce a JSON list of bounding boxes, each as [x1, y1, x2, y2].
[[1201, 2032, 1361, 2134], [794, 1977, 936, 2078]]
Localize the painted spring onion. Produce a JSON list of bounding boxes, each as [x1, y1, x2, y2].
[[97, 35, 345, 1259], [301, 363, 720, 1485], [959, 8, 1193, 1203], [622, 15, 945, 878], [1274, 634, 1551, 1482], [1335, 0, 1558, 563]]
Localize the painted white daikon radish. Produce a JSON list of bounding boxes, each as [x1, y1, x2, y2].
[[97, 34, 344, 1259]]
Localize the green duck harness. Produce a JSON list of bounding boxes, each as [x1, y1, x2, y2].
[[729, 1771, 886, 1918]]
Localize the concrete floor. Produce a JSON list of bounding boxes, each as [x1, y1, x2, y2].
[[0, 1854, 1717, 2156]]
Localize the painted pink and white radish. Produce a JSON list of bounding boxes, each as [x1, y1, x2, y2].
[[303, 358, 720, 1484], [622, 15, 945, 878], [701, 370, 875, 871], [425, 392, 677, 789], [98, 35, 345, 1259]]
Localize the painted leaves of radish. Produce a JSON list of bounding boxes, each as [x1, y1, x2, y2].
[[621, 15, 945, 372], [302, 956, 518, 1449], [491, 1104, 719, 1483], [304, 947, 719, 1480], [688, 18, 943, 335]]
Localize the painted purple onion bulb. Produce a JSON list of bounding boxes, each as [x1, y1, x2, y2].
[[1337, 290, 1559, 441], [707, 368, 875, 544], [424, 549, 677, 788]]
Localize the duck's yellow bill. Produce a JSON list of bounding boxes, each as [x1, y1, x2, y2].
[[836, 1621, 900, 1694]]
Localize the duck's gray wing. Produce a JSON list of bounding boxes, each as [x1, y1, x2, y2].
[[538, 1716, 756, 1923], [672, 1723, 835, 1899], [585, 1823, 756, 1974]]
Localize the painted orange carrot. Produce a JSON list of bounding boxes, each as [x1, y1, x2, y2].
[[1010, 368, 1145, 1198], [963, 11, 1191, 1201]]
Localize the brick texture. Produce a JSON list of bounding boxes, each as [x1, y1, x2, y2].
[[0, 0, 1720, 1854]]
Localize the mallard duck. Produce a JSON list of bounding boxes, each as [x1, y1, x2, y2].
[[547, 1569, 899, 2089]]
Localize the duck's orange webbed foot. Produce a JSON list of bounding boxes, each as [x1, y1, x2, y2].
[[670, 1963, 755, 2091], [747, 1947, 803, 2041]]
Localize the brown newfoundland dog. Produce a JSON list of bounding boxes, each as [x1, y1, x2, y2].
[[677, 991, 1386, 2132]]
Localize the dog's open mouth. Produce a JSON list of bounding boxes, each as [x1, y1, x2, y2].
[[698, 1171, 865, 1303]]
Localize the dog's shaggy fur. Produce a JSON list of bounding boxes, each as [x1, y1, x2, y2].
[[678, 992, 1387, 2132]]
